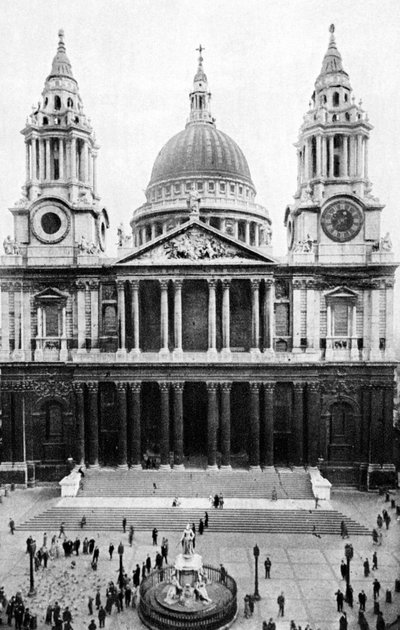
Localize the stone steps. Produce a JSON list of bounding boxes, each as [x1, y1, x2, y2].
[[78, 468, 314, 500], [17, 507, 370, 535]]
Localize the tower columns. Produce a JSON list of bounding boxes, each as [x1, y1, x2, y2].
[[130, 280, 140, 354], [251, 279, 260, 351], [222, 279, 231, 352], [160, 280, 169, 353], [116, 382, 128, 468]]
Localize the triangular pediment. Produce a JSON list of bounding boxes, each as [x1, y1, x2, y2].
[[34, 287, 68, 301], [115, 219, 277, 265], [325, 285, 358, 300]]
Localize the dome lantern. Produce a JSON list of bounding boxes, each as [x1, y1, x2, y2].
[[188, 45, 214, 126]]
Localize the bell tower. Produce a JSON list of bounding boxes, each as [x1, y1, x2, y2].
[[10, 30, 109, 265], [285, 25, 390, 265]]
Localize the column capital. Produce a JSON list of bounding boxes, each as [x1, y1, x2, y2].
[[206, 381, 218, 392], [88, 280, 100, 291], [307, 382, 320, 394], [73, 381, 85, 393], [207, 278, 217, 289], [263, 381, 275, 393], [221, 382, 232, 392], [130, 279, 140, 290], [264, 278, 274, 288], [115, 381, 128, 392], [222, 279, 231, 289], [174, 279, 183, 290], [76, 280, 86, 291], [172, 381, 185, 392], [251, 279, 261, 290], [87, 381, 99, 394], [293, 381, 305, 393], [160, 279, 170, 290], [117, 280, 126, 292], [22, 282, 31, 293], [158, 381, 170, 392], [249, 381, 261, 392], [130, 381, 142, 393]]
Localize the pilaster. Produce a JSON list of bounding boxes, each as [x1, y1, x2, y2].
[[206, 382, 218, 469], [87, 382, 99, 466], [249, 382, 261, 469], [262, 382, 275, 467], [159, 382, 171, 469], [116, 382, 128, 469], [129, 382, 142, 468], [172, 381, 184, 468], [220, 382, 232, 469], [73, 381, 85, 465]]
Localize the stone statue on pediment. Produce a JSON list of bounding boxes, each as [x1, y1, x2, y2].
[[3, 235, 21, 255]]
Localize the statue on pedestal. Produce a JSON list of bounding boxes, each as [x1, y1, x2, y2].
[[180, 524, 195, 556]]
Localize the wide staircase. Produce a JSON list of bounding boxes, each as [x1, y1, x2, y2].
[[17, 505, 370, 535], [77, 467, 314, 499], [16, 467, 370, 535]]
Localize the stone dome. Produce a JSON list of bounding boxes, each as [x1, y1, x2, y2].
[[148, 122, 255, 190]]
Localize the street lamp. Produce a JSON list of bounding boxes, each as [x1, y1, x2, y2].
[[118, 542, 124, 589], [28, 539, 36, 597], [344, 543, 353, 592], [253, 543, 260, 601]]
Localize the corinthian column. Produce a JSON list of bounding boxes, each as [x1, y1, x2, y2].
[[262, 382, 275, 468], [116, 382, 128, 468], [130, 382, 142, 469], [222, 279, 231, 355], [249, 382, 261, 469], [73, 382, 85, 465], [251, 279, 260, 352], [172, 382, 184, 468], [160, 280, 169, 355], [207, 279, 217, 357], [206, 382, 218, 469], [159, 382, 171, 469], [220, 382, 232, 468], [87, 382, 99, 466], [173, 280, 183, 355]]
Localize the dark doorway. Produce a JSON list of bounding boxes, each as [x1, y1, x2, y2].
[[328, 401, 354, 462], [99, 382, 119, 466], [183, 382, 207, 456], [230, 383, 249, 466], [273, 433, 289, 465]]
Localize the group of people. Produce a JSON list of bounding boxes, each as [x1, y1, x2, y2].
[[210, 493, 224, 508], [0, 588, 37, 630]]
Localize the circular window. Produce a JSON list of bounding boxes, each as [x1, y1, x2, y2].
[[41, 212, 62, 235], [31, 204, 70, 244]]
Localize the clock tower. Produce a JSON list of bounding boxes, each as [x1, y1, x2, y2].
[[9, 30, 109, 266], [285, 25, 391, 266]]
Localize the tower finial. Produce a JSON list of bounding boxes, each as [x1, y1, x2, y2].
[[196, 44, 204, 65], [57, 29, 66, 53], [329, 24, 335, 34]]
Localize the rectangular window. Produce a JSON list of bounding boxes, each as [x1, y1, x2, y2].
[[165, 185, 171, 196], [197, 182, 203, 192], [157, 187, 162, 199], [275, 303, 290, 336], [239, 186, 243, 195], [174, 183, 181, 194], [45, 305, 59, 337], [185, 182, 191, 192], [208, 182, 215, 192], [220, 182, 226, 193], [333, 303, 349, 336], [230, 184, 235, 194]]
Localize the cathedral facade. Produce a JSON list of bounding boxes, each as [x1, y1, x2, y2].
[[0, 28, 397, 486]]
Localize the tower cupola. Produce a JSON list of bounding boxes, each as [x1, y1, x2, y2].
[[188, 45, 214, 125]]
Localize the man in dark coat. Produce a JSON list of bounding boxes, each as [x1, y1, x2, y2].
[[376, 612, 385, 630], [373, 579, 381, 600], [122, 517, 127, 533], [109, 543, 114, 560], [264, 557, 272, 578], [339, 612, 348, 630], [74, 537, 80, 555], [152, 528, 158, 545], [358, 590, 367, 611], [340, 560, 347, 580], [335, 589, 344, 612], [146, 555, 151, 574]]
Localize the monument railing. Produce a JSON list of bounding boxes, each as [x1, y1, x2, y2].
[[139, 563, 237, 629]]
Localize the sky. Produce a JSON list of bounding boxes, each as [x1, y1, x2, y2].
[[0, 1, 400, 287]]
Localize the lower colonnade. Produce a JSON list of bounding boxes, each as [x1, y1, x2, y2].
[[72, 379, 320, 470]]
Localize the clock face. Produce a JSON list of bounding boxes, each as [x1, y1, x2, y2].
[[321, 200, 363, 242]]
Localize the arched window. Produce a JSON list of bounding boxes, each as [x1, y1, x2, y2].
[[54, 95, 61, 110], [333, 92, 340, 107], [44, 97, 48, 107], [345, 112, 350, 121], [332, 114, 337, 122], [344, 93, 348, 102], [43, 117, 48, 125], [67, 97, 73, 108], [311, 136, 317, 177]]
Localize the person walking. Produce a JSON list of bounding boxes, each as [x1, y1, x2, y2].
[[376, 612, 385, 630], [128, 526, 134, 546], [108, 543, 114, 560], [199, 519, 204, 535], [98, 607, 105, 629], [264, 557, 272, 578], [363, 558, 370, 577], [340, 560, 347, 580], [373, 578, 381, 600], [88, 620, 97, 630], [345, 584, 353, 607], [372, 551, 378, 570], [152, 528, 158, 545], [122, 517, 127, 533], [277, 592, 285, 617], [384, 512, 391, 529], [340, 521, 349, 539], [88, 596, 94, 616], [339, 612, 348, 630], [204, 511, 209, 528], [95, 588, 101, 610], [9, 518, 15, 535], [335, 589, 344, 612], [358, 590, 367, 612], [376, 514, 383, 529]]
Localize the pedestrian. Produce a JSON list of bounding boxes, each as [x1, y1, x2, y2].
[[248, 595, 254, 616], [62, 607, 72, 625], [340, 521, 349, 539], [264, 556, 271, 578], [89, 538, 95, 554], [45, 604, 53, 625], [373, 578, 381, 600], [372, 551, 378, 570], [42, 546, 49, 568], [335, 589, 344, 612], [9, 518, 15, 534], [204, 511, 209, 528], [372, 528, 379, 544], [161, 538, 169, 564], [95, 588, 101, 610], [339, 612, 348, 630], [74, 537, 80, 555], [58, 522, 65, 538], [152, 527, 158, 545], [384, 513, 391, 529], [88, 596, 94, 616], [271, 487, 278, 501], [213, 494, 219, 508], [376, 514, 383, 529], [88, 620, 97, 630], [220, 564, 227, 584], [244, 595, 250, 619], [277, 591, 285, 616], [377, 531, 383, 546], [133, 564, 140, 588], [80, 515, 86, 529], [141, 562, 146, 581], [358, 590, 367, 612], [345, 584, 353, 607], [199, 519, 204, 535], [267, 618, 276, 630], [219, 493, 224, 508], [98, 607, 105, 629], [122, 517, 127, 533], [108, 543, 114, 560], [363, 558, 370, 577], [93, 546, 99, 563], [146, 554, 151, 574], [312, 524, 321, 538], [376, 612, 385, 630], [340, 560, 347, 580], [128, 526, 134, 546], [315, 496, 320, 509]]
